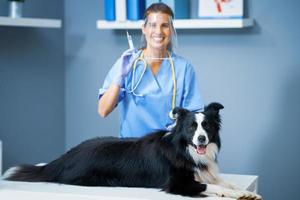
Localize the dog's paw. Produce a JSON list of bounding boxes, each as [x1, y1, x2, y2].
[[205, 185, 262, 200], [232, 190, 262, 200]]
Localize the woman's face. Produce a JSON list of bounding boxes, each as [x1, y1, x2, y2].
[[142, 12, 172, 52]]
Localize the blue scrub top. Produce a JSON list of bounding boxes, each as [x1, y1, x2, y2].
[[99, 50, 204, 138]]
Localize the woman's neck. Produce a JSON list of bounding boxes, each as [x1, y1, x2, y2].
[[143, 48, 168, 59], [142, 48, 168, 75]]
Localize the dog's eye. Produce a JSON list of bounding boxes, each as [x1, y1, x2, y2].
[[189, 122, 198, 132], [201, 121, 208, 128]]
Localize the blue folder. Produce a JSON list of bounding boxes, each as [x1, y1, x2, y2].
[[104, 0, 115, 21], [127, 0, 146, 20]]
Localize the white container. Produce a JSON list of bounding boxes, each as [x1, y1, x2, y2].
[[198, 0, 244, 19], [9, 1, 23, 18]]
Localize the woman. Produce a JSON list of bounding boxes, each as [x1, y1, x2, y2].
[[98, 3, 204, 137]]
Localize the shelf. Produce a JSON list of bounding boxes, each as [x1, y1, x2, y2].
[[97, 18, 254, 30], [0, 16, 62, 28]]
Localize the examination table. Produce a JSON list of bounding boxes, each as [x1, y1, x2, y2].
[[0, 173, 258, 200]]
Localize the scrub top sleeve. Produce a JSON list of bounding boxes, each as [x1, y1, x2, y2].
[[182, 63, 204, 112], [98, 58, 126, 103]]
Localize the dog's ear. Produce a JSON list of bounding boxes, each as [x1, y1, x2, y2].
[[204, 102, 224, 113], [171, 107, 189, 119]]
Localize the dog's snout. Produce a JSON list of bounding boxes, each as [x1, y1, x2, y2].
[[198, 135, 206, 143]]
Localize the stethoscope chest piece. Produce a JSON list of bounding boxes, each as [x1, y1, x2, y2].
[[169, 110, 177, 120]]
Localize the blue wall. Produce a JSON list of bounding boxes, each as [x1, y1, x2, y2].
[[0, 0, 65, 170], [65, 0, 300, 199], [1, 0, 299, 199]]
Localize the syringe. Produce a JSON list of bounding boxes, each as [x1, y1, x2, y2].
[[126, 31, 134, 50]]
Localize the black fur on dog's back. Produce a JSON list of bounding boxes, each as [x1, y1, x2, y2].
[[5, 103, 224, 197], [7, 133, 196, 187]]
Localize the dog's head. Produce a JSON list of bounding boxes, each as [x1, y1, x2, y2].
[[171, 103, 224, 162]]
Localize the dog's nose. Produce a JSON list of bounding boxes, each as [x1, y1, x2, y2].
[[198, 135, 206, 143]]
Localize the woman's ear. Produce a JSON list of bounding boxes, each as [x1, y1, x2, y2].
[[142, 24, 146, 35]]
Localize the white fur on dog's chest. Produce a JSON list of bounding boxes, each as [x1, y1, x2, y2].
[[190, 143, 221, 184], [194, 161, 220, 184]]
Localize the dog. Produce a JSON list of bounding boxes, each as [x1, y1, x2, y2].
[[4, 102, 261, 199]]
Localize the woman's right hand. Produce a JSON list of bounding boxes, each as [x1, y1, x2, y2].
[[113, 49, 139, 86], [99, 49, 139, 117]]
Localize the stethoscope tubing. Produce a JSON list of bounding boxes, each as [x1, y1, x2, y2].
[[127, 50, 177, 120], [127, 57, 147, 97]]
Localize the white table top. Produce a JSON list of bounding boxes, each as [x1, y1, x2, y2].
[[0, 173, 258, 200]]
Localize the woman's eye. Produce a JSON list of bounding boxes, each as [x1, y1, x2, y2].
[[148, 23, 156, 28], [147, 23, 170, 29], [162, 23, 171, 29]]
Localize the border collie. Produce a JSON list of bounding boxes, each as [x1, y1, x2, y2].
[[4, 103, 261, 199]]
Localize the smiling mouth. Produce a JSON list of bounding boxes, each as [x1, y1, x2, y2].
[[152, 35, 165, 42], [192, 144, 207, 155]]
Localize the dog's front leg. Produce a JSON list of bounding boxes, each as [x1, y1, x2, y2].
[[215, 177, 240, 190], [163, 172, 209, 197], [163, 180, 207, 197], [202, 184, 262, 200], [194, 169, 239, 190]]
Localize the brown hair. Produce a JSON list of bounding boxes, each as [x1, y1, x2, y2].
[[144, 3, 174, 23]]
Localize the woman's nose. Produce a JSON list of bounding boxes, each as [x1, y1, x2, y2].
[[154, 26, 162, 33]]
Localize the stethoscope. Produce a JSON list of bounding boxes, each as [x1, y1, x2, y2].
[[127, 50, 177, 120]]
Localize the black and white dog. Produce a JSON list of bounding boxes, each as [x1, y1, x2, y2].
[[4, 103, 261, 199]]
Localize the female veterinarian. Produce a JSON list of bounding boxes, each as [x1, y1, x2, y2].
[[98, 3, 204, 138]]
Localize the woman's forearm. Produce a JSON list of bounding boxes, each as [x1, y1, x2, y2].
[[98, 84, 121, 117]]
